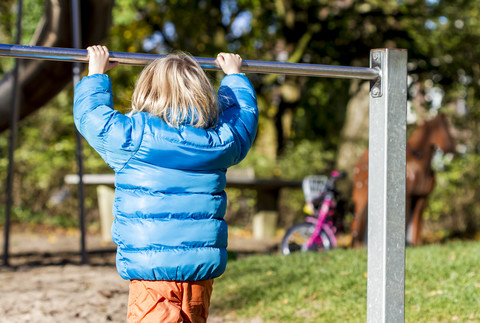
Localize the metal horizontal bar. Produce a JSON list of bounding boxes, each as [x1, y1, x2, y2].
[[0, 43, 380, 80]]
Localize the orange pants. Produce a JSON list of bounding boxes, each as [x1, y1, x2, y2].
[[127, 279, 214, 323]]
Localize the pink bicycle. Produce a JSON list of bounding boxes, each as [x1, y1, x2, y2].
[[281, 171, 346, 255]]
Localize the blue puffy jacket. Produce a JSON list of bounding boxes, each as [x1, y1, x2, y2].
[[74, 73, 258, 281]]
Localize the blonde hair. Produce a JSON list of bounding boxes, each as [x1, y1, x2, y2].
[[131, 53, 218, 128]]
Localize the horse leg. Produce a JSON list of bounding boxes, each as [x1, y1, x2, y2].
[[350, 212, 361, 247], [407, 196, 427, 246], [351, 193, 368, 247], [351, 206, 368, 247], [358, 206, 368, 246], [405, 196, 414, 245], [351, 152, 369, 247], [350, 216, 360, 247]]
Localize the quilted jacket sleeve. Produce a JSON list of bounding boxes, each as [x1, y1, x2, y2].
[[73, 74, 143, 171], [217, 74, 258, 164]]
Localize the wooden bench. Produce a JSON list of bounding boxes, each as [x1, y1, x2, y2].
[[65, 173, 301, 242]]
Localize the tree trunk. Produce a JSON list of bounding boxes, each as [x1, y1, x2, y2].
[[335, 80, 370, 197]]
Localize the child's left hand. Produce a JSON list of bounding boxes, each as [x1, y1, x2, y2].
[[87, 45, 119, 76]]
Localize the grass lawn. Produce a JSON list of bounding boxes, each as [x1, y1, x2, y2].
[[210, 240, 480, 322]]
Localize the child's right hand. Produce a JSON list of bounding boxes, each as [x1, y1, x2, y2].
[[87, 45, 119, 76], [216, 53, 243, 75]]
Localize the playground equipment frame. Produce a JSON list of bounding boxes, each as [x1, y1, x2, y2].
[[0, 43, 407, 323]]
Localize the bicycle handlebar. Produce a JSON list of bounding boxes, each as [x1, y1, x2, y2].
[[331, 170, 347, 179], [325, 171, 346, 191]]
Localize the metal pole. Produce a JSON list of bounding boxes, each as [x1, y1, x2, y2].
[[0, 43, 380, 80], [367, 49, 407, 323], [71, 0, 87, 265], [3, 0, 23, 267]]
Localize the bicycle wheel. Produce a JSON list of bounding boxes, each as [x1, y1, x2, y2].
[[280, 222, 332, 255]]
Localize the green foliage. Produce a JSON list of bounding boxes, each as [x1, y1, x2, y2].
[[0, 89, 111, 226], [0, 1, 16, 48], [0, 0, 43, 73], [242, 140, 335, 180], [277, 140, 336, 179], [211, 241, 480, 322], [426, 152, 480, 234]]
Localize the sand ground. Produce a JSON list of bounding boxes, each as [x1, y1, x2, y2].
[[0, 228, 276, 323]]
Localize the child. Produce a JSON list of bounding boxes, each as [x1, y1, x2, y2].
[[74, 45, 258, 322]]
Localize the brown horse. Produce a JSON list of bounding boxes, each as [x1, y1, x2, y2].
[[350, 113, 456, 247]]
